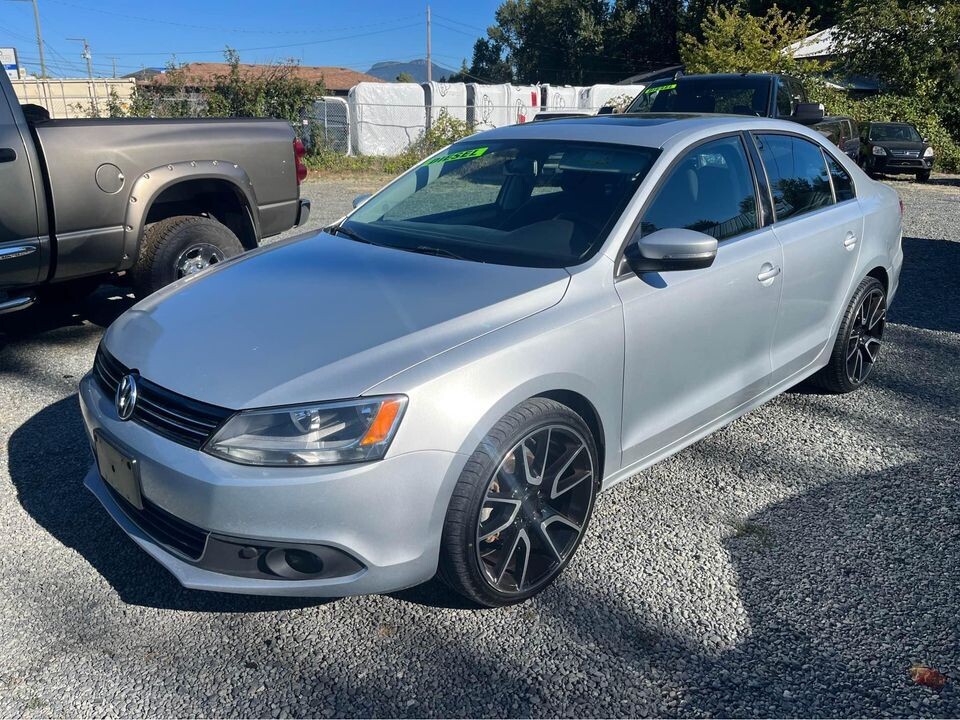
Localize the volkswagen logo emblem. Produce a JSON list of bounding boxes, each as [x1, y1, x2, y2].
[[116, 373, 139, 421]]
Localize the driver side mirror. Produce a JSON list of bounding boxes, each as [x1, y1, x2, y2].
[[352, 193, 372, 209], [623, 228, 718, 276]]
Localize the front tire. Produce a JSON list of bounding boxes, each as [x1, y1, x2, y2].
[[438, 398, 599, 607], [916, 171, 931, 183], [809, 276, 886, 394], [130, 215, 244, 298]]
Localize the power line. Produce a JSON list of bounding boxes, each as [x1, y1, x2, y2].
[[99, 22, 425, 57], [46, 0, 423, 36]]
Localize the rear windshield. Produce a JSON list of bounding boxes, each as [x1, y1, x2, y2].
[[343, 139, 659, 268], [627, 77, 771, 116], [869, 124, 922, 142]]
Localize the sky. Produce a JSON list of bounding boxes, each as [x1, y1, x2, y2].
[[0, 0, 500, 78]]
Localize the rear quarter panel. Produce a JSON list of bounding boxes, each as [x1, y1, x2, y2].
[[32, 118, 297, 275]]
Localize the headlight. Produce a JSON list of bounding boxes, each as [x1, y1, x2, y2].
[[923, 147, 934, 158], [872, 146, 887, 156], [204, 395, 407, 466]]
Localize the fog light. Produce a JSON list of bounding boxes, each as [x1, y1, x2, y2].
[[264, 547, 325, 579]]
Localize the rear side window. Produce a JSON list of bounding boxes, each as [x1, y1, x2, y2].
[[640, 135, 758, 241], [825, 154, 855, 202], [754, 134, 834, 221]]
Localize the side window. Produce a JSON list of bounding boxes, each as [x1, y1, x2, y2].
[[754, 134, 834, 221], [824, 153, 855, 202], [641, 136, 758, 242], [776, 81, 792, 118]]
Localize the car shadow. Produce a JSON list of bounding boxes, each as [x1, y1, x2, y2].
[[0, 283, 136, 343], [7, 395, 333, 612], [889, 236, 960, 334]]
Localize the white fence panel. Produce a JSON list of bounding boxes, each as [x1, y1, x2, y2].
[[541, 84, 584, 110], [303, 96, 351, 155], [348, 82, 426, 156], [578, 84, 646, 111], [423, 81, 467, 125]]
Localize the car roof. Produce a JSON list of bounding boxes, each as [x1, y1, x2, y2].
[[468, 113, 816, 149], [868, 121, 916, 127], [649, 73, 780, 83]]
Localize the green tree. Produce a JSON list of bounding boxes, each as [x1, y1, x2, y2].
[[680, 4, 820, 75], [395, 71, 415, 83], [837, 0, 960, 138]]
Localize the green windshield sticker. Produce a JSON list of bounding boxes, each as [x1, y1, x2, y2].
[[423, 146, 488, 166], [645, 83, 676, 93]]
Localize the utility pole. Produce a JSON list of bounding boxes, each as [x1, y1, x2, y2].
[[426, 3, 432, 84], [5, 0, 46, 77], [68, 37, 97, 114], [108, 56, 117, 78]]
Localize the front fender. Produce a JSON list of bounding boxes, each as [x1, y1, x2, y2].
[[119, 160, 260, 270]]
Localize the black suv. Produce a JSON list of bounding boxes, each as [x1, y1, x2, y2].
[[859, 121, 934, 182]]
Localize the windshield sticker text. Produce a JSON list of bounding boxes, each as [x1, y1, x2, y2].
[[423, 146, 489, 166]]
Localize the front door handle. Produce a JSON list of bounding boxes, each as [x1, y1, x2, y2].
[[0, 148, 17, 163], [757, 264, 781, 284], [843, 231, 858, 250]]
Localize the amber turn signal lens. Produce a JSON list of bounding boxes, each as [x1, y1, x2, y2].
[[360, 398, 404, 446]]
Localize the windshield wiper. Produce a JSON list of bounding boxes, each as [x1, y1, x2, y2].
[[327, 224, 377, 246], [410, 245, 467, 260]]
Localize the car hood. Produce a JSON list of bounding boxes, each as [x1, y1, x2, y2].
[[104, 232, 570, 408]]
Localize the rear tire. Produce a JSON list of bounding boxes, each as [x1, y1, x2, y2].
[[130, 215, 244, 298], [808, 276, 886, 394], [438, 398, 599, 607]]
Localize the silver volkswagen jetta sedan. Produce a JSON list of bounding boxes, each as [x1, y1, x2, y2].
[[80, 114, 903, 606]]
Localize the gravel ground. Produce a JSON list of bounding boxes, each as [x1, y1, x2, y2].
[[0, 175, 957, 718]]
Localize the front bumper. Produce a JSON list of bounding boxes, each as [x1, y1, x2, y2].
[[869, 155, 933, 174], [79, 373, 465, 596]]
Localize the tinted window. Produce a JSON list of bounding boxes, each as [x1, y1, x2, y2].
[[641, 136, 758, 241], [825, 154, 855, 202], [627, 76, 770, 116], [776, 81, 792, 117], [869, 123, 923, 142], [754, 134, 834, 221]]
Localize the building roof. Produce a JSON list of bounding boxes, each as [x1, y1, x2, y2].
[[143, 63, 384, 92], [785, 27, 841, 60]]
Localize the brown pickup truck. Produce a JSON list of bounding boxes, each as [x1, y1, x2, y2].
[[0, 70, 310, 313]]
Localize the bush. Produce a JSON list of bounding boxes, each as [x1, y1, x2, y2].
[[306, 109, 476, 177], [810, 82, 960, 173]]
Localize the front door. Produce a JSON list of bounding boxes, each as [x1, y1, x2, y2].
[[0, 80, 41, 288], [616, 134, 783, 468]]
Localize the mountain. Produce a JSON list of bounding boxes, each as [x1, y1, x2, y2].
[[366, 58, 457, 83]]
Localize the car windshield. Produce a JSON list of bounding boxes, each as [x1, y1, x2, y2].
[[342, 139, 658, 267], [869, 124, 923, 142], [626, 77, 770, 116]]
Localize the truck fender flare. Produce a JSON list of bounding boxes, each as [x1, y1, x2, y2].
[[120, 160, 260, 270]]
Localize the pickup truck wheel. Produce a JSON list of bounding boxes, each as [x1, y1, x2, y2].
[[131, 216, 243, 298]]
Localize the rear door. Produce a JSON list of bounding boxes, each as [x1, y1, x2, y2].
[[751, 132, 863, 383], [0, 76, 42, 288]]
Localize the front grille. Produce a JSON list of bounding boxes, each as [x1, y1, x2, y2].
[[93, 346, 233, 449], [107, 485, 209, 560], [890, 149, 920, 158]]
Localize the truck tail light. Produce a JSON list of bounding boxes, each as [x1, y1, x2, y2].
[[293, 138, 308, 185]]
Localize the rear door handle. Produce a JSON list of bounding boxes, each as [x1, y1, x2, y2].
[[757, 264, 781, 283], [843, 231, 858, 249], [0, 148, 17, 163]]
